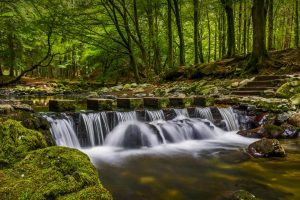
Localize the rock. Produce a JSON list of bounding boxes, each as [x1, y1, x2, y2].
[[248, 138, 286, 158], [134, 88, 145, 93], [239, 78, 254, 87], [117, 98, 144, 110], [237, 124, 284, 139], [131, 83, 138, 88], [87, 99, 116, 111], [0, 120, 47, 168], [12, 104, 34, 112], [22, 116, 55, 146], [0, 104, 14, 114], [144, 97, 170, 109], [169, 97, 193, 108], [280, 123, 300, 139], [288, 113, 300, 127], [290, 93, 300, 106], [134, 93, 147, 98], [87, 92, 99, 98], [0, 147, 113, 200], [276, 81, 300, 98], [231, 82, 239, 88], [231, 190, 260, 200], [193, 96, 215, 107], [123, 83, 132, 90], [275, 113, 291, 125], [49, 100, 76, 112]]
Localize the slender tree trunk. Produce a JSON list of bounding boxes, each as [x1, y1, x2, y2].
[[243, 0, 247, 54], [146, 0, 154, 70], [0, 64, 3, 76], [194, 0, 199, 65], [8, 32, 15, 77], [153, 3, 162, 73], [295, 0, 299, 47], [248, 0, 269, 72], [167, 0, 173, 68], [173, 0, 185, 66], [198, 30, 205, 63], [268, 0, 274, 50], [221, 0, 235, 57], [238, 1, 242, 53], [206, 7, 211, 62]]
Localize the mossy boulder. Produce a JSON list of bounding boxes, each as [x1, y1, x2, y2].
[[276, 81, 300, 98], [231, 190, 261, 200], [248, 138, 286, 158], [0, 147, 113, 200], [238, 124, 284, 139], [22, 116, 55, 146], [0, 120, 47, 168]]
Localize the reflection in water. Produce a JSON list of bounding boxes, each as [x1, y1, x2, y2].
[[84, 139, 300, 200]]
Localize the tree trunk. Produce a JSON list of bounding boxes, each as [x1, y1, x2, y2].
[[146, 0, 154, 70], [194, 0, 199, 65], [8, 32, 15, 77], [173, 0, 185, 66], [153, 3, 162, 73], [206, 7, 211, 62], [167, 0, 174, 68], [221, 0, 235, 58], [268, 0, 274, 50], [248, 0, 269, 72], [296, 0, 299, 47], [243, 0, 247, 54], [0, 64, 3, 76], [238, 1, 242, 53]]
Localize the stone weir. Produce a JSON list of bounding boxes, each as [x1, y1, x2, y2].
[[48, 96, 215, 112]]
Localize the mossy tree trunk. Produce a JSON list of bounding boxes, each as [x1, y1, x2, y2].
[[268, 0, 274, 50], [247, 0, 269, 73], [167, 0, 174, 69], [173, 0, 185, 66], [221, 0, 235, 58], [296, 0, 299, 48], [194, 0, 199, 65]]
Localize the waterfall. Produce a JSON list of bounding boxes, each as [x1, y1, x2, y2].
[[195, 107, 214, 122], [116, 111, 137, 122], [78, 113, 110, 146], [145, 110, 165, 121], [174, 108, 189, 117], [45, 114, 80, 148], [218, 107, 240, 131]]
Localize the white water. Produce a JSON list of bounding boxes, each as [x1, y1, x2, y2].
[[145, 110, 165, 121], [195, 107, 214, 122], [174, 108, 190, 117], [45, 114, 80, 148], [218, 107, 240, 131], [116, 111, 137, 122]]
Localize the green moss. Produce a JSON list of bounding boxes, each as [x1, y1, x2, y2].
[[276, 81, 300, 98], [0, 147, 113, 200], [263, 124, 284, 138], [232, 190, 260, 200], [0, 120, 47, 168]]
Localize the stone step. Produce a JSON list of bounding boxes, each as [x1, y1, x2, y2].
[[234, 87, 276, 91], [49, 100, 76, 112], [245, 79, 285, 87], [117, 98, 144, 110], [231, 91, 264, 96], [169, 97, 194, 108], [87, 98, 116, 111], [254, 75, 288, 81], [143, 97, 170, 109]]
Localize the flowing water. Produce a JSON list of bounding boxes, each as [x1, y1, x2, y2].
[[45, 107, 300, 200]]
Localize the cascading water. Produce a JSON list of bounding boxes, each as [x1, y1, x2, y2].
[[218, 107, 240, 131], [145, 110, 165, 121], [174, 108, 189, 117], [45, 114, 80, 148], [44, 107, 247, 150]]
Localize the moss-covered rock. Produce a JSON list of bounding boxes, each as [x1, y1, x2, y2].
[[0, 120, 47, 168], [276, 81, 300, 98], [248, 138, 286, 158], [0, 147, 113, 200], [231, 190, 261, 200], [22, 116, 55, 146]]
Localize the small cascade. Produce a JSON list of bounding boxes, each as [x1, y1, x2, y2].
[[45, 114, 80, 148], [78, 113, 110, 147], [145, 110, 165, 121], [218, 107, 240, 131], [116, 111, 137, 122], [174, 108, 189, 117], [105, 121, 160, 148], [195, 107, 214, 122]]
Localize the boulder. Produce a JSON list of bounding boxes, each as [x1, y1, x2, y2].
[[49, 100, 76, 112], [238, 124, 284, 139], [0, 120, 47, 168], [248, 138, 286, 158], [231, 190, 260, 200], [288, 113, 300, 127], [276, 81, 300, 98], [290, 93, 300, 106], [0, 104, 14, 114], [0, 147, 112, 200]]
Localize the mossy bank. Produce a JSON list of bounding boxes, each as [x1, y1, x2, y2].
[[0, 119, 113, 200]]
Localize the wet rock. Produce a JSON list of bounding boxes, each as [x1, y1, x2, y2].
[[0, 120, 47, 168], [280, 123, 300, 139], [87, 98, 116, 111], [288, 113, 300, 127], [117, 98, 144, 110], [231, 189, 260, 200], [49, 100, 76, 112], [238, 124, 284, 139], [248, 138, 286, 158], [0, 104, 14, 114], [274, 113, 291, 125], [0, 147, 113, 200], [22, 116, 55, 146]]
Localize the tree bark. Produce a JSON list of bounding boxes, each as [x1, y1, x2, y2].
[[173, 0, 185, 66], [268, 0, 274, 50], [221, 0, 235, 58], [248, 0, 269, 72], [167, 0, 174, 68], [194, 0, 199, 65], [296, 0, 299, 47], [8, 31, 15, 77], [206, 7, 211, 62]]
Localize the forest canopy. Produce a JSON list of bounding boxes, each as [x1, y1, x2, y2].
[[0, 0, 299, 84]]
